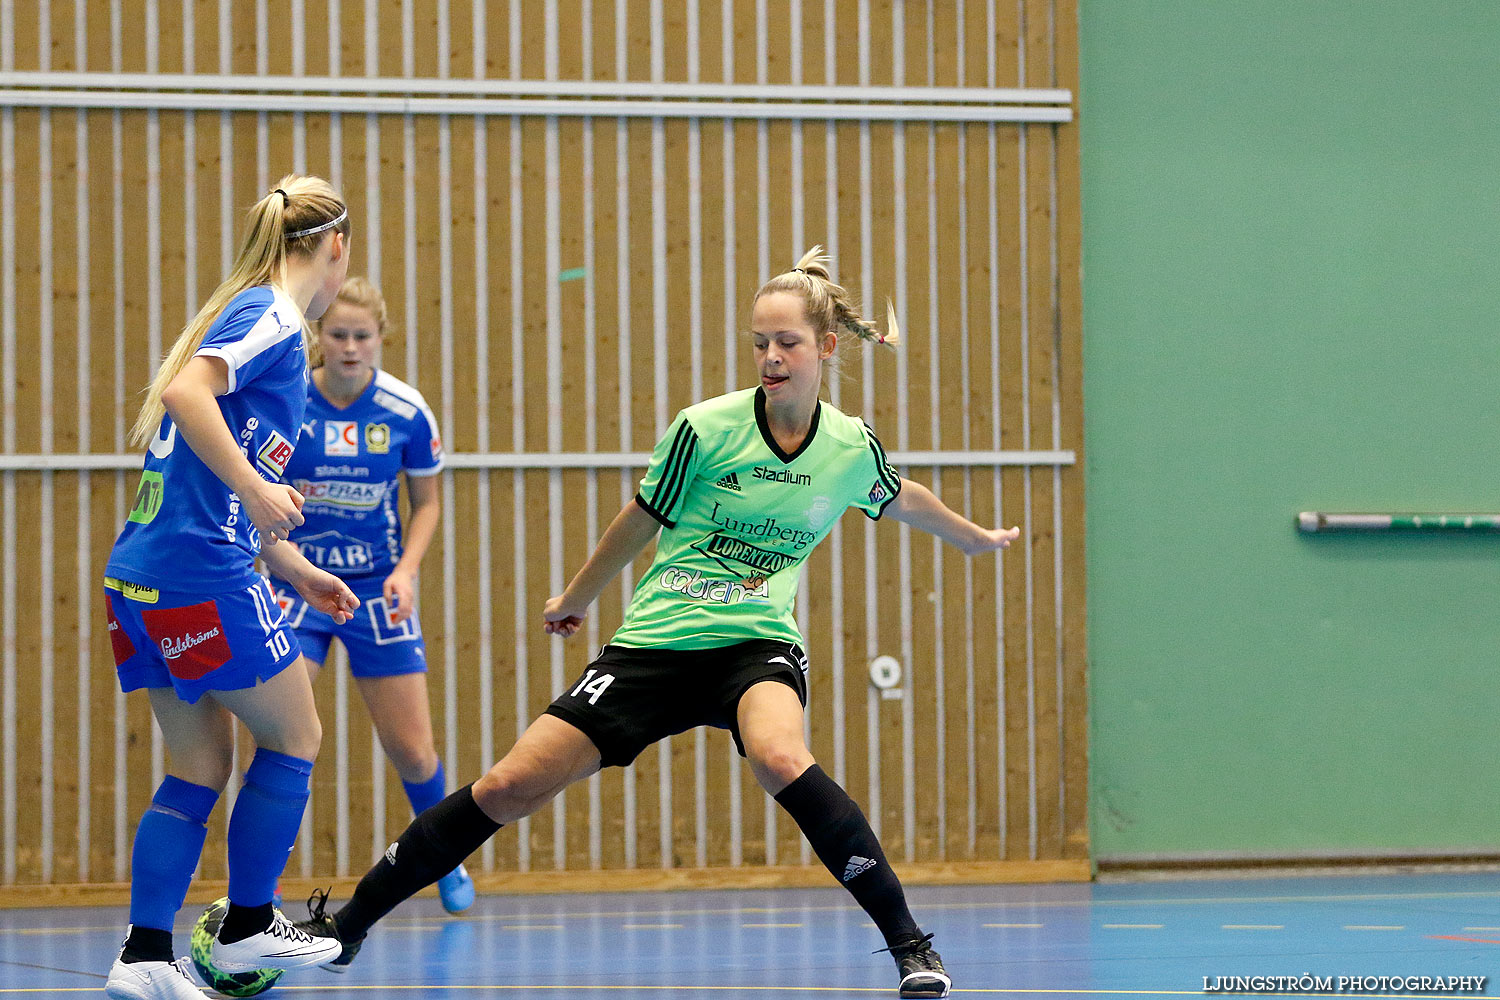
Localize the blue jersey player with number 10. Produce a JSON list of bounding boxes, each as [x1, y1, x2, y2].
[[101, 176, 357, 1000], [270, 276, 474, 913]]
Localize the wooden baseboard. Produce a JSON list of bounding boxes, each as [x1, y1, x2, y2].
[[0, 859, 1090, 910]]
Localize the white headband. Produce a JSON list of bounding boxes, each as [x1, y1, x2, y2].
[[287, 207, 347, 240]]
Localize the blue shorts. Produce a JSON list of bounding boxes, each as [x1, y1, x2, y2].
[[104, 576, 302, 704], [269, 577, 427, 678]]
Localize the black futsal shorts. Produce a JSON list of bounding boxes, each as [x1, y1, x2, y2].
[[544, 639, 809, 768]]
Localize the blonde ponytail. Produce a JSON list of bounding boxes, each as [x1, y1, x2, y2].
[[129, 174, 349, 447]]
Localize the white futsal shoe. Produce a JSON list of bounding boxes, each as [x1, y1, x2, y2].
[[210, 907, 343, 971], [104, 955, 208, 999]]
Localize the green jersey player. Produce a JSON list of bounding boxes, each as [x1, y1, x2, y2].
[[297, 247, 1020, 1000]]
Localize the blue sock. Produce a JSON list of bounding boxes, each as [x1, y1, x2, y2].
[[128, 776, 220, 933], [402, 761, 447, 817], [226, 748, 314, 907]]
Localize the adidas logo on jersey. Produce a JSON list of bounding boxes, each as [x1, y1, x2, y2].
[[385, 842, 399, 865], [843, 855, 877, 882], [716, 473, 742, 491]]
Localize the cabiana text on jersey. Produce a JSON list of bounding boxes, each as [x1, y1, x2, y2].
[[657, 568, 771, 605]]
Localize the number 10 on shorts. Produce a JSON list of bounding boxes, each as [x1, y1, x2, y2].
[[569, 668, 615, 705]]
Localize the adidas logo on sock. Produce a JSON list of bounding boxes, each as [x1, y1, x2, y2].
[[842, 855, 876, 882], [715, 473, 741, 491], [384, 842, 399, 865]]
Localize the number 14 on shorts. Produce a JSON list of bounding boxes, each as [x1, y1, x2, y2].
[[569, 668, 615, 705]]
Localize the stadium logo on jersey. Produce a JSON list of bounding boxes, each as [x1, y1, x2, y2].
[[691, 531, 798, 578], [324, 420, 359, 456], [141, 599, 232, 681], [293, 478, 388, 511], [256, 430, 294, 478], [294, 530, 376, 573], [715, 473, 742, 492], [753, 466, 812, 487], [658, 568, 770, 605], [365, 423, 391, 454]]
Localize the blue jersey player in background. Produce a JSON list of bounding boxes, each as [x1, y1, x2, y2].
[[102, 176, 357, 1000], [270, 276, 474, 913]]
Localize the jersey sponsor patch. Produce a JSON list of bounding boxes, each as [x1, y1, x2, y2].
[[691, 532, 799, 577], [657, 567, 771, 605], [364, 422, 391, 454], [715, 472, 742, 491], [372, 388, 418, 421], [867, 481, 888, 505], [105, 602, 137, 666], [256, 429, 295, 478], [324, 419, 359, 456], [104, 577, 160, 603], [753, 466, 812, 486], [805, 496, 834, 529], [141, 599, 233, 681], [294, 478, 388, 511], [430, 436, 443, 461], [295, 530, 376, 573], [127, 473, 167, 527]]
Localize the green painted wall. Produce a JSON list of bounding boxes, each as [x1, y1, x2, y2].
[[1080, 2, 1500, 860]]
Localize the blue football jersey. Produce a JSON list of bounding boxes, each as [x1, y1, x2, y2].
[[107, 285, 310, 591], [279, 369, 443, 582]]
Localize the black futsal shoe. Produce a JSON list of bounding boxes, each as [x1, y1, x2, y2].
[[293, 888, 365, 973], [885, 933, 952, 998]]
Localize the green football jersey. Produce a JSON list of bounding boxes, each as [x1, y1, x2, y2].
[[613, 386, 902, 649]]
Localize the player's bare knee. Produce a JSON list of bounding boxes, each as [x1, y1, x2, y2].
[[270, 717, 322, 761], [387, 742, 439, 784], [749, 744, 814, 788], [473, 756, 554, 822]]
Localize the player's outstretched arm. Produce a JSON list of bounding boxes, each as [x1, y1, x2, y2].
[[884, 477, 1021, 555], [542, 499, 663, 637]]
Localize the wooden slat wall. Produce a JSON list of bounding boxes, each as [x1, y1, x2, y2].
[[0, 0, 1086, 891]]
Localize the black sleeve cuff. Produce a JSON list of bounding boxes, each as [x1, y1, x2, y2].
[[634, 493, 675, 529], [862, 478, 902, 521]]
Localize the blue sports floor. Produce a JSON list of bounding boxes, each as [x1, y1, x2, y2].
[[0, 871, 1496, 996]]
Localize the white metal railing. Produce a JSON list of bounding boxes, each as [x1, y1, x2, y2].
[[0, 70, 1073, 106], [0, 449, 1076, 471], [0, 71, 1073, 122]]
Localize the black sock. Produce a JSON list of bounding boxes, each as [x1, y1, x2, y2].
[[120, 925, 173, 964], [774, 764, 922, 949], [336, 783, 501, 941], [217, 901, 274, 944]]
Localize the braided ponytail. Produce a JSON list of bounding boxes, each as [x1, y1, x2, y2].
[[755, 245, 899, 352]]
